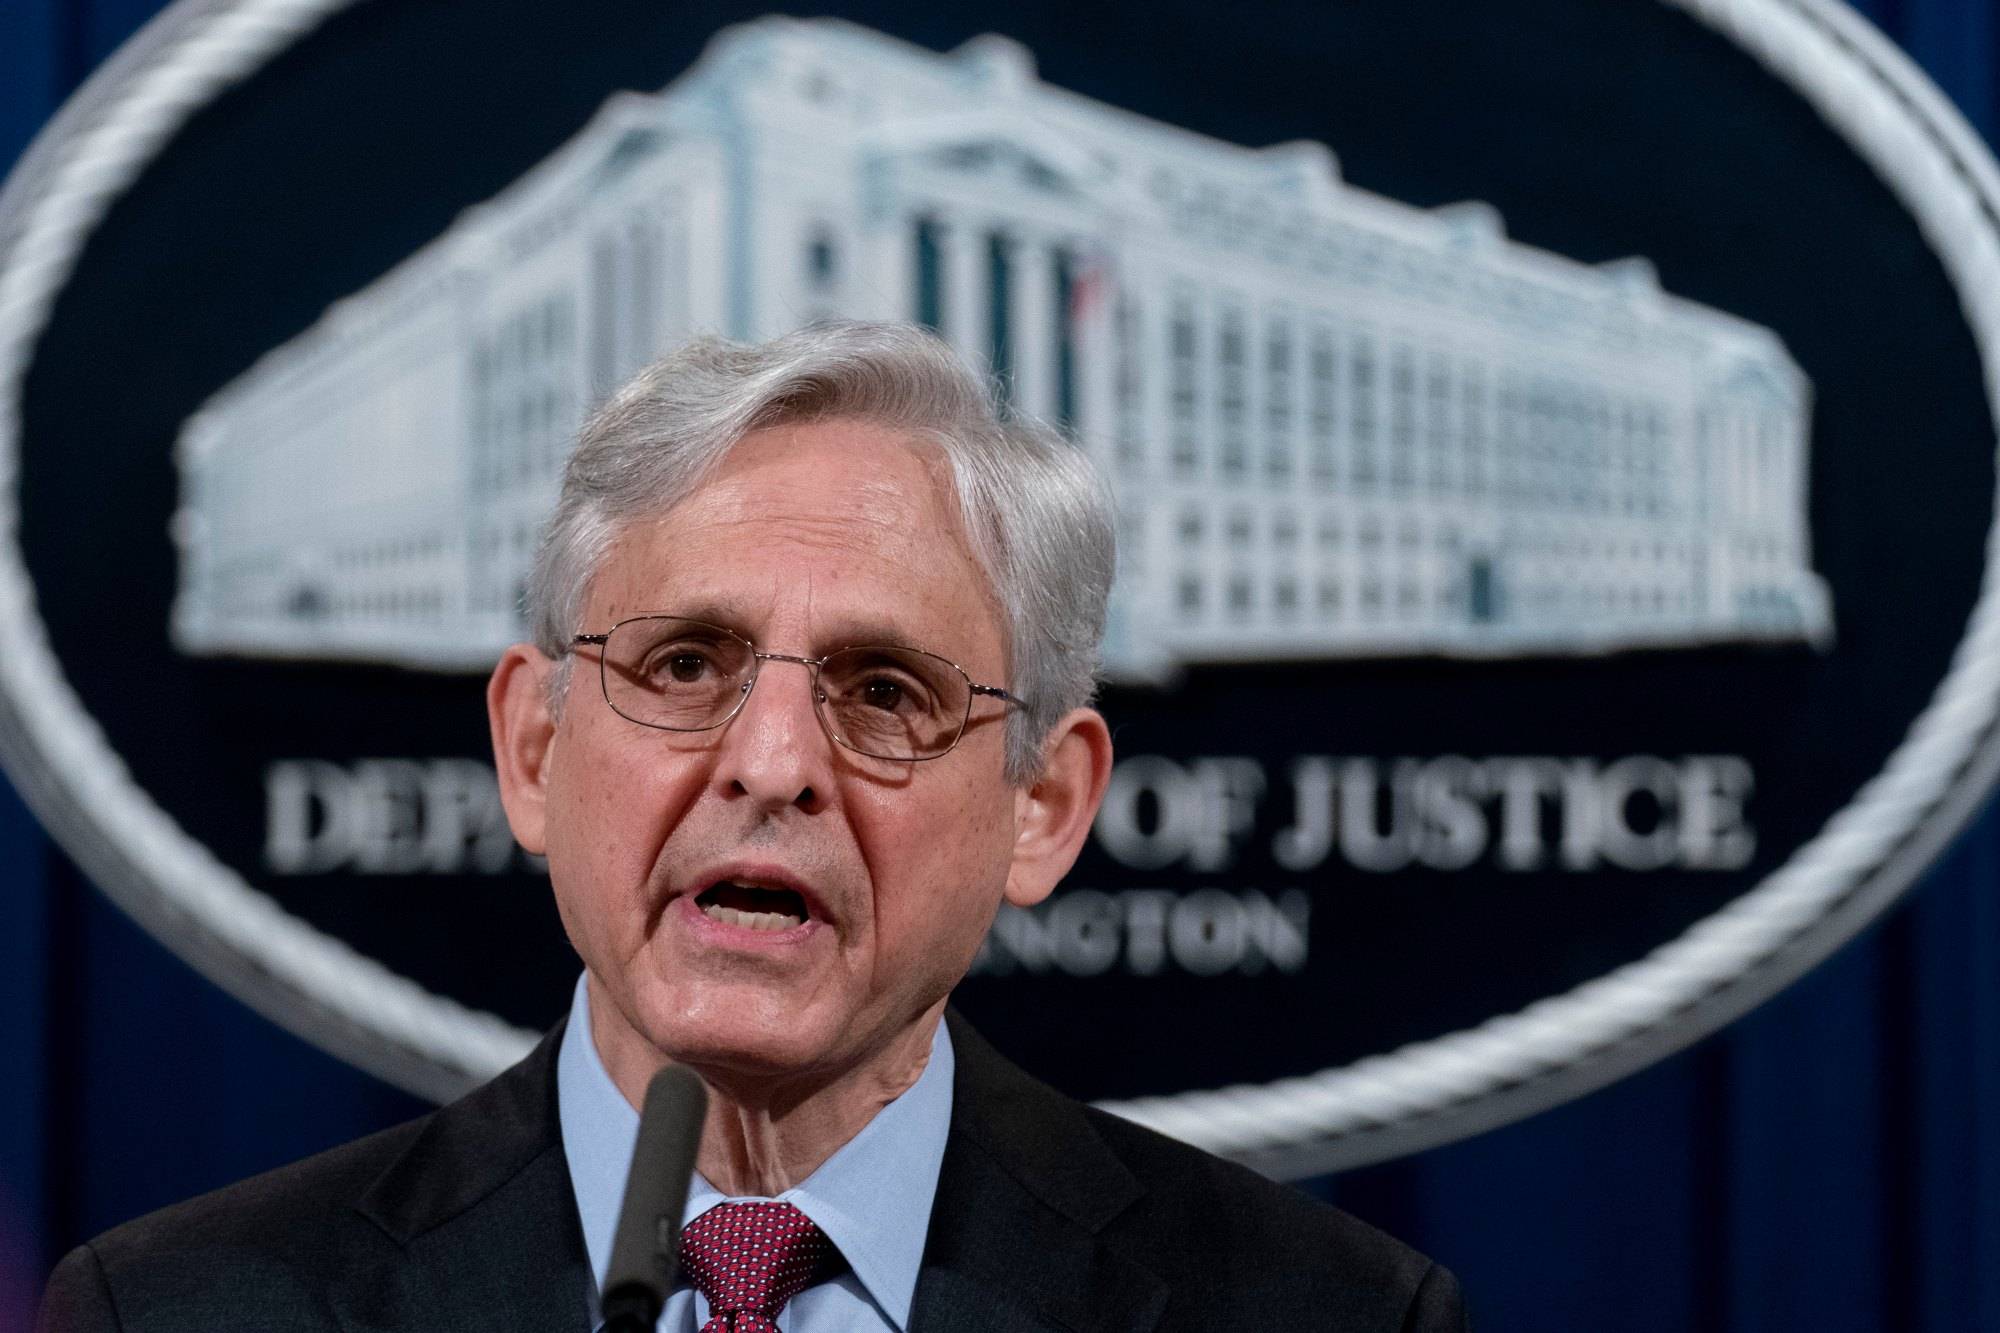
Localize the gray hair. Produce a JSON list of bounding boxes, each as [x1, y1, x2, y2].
[[527, 320, 1116, 783]]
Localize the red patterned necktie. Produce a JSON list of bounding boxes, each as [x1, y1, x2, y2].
[[677, 1200, 841, 1332]]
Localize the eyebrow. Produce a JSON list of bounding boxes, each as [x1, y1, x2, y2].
[[644, 605, 932, 656], [816, 618, 932, 653]]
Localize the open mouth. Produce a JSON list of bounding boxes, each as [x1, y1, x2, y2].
[[695, 881, 811, 932]]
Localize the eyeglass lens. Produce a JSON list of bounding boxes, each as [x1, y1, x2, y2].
[[598, 617, 973, 760]]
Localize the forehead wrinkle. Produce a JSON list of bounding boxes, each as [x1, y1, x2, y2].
[[703, 421, 969, 547], [687, 473, 937, 557], [590, 424, 1010, 669]]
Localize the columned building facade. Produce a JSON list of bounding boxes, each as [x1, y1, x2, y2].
[[172, 18, 1829, 679]]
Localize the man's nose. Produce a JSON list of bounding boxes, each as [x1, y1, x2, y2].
[[713, 658, 832, 812]]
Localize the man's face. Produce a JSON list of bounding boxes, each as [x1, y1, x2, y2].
[[528, 420, 1029, 1089]]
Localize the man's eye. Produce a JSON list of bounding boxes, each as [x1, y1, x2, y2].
[[859, 676, 907, 711], [648, 650, 716, 684]]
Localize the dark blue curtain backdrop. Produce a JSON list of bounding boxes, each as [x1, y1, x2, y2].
[[3, 2, 1998, 1330]]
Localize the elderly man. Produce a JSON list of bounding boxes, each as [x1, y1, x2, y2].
[[42, 322, 1466, 1332]]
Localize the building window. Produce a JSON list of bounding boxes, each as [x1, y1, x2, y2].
[[987, 231, 1013, 406], [1469, 557, 1497, 622], [1644, 406, 1668, 516], [1054, 248, 1080, 434], [1309, 327, 1337, 482], [1426, 359, 1452, 493], [1265, 317, 1293, 479], [1219, 306, 1248, 478], [1171, 299, 1199, 476], [1499, 377, 1525, 502], [807, 225, 840, 291], [913, 217, 944, 332], [1116, 295, 1143, 470], [1351, 339, 1377, 488], [1462, 364, 1487, 497], [1389, 346, 1416, 492]]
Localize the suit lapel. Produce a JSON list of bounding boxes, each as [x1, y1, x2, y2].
[[911, 1015, 1166, 1333], [336, 1026, 592, 1332], [320, 1012, 1166, 1331]]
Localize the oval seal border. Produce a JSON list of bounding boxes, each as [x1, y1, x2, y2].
[[1, 0, 1997, 1176]]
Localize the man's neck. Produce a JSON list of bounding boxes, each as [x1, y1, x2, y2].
[[587, 977, 946, 1197]]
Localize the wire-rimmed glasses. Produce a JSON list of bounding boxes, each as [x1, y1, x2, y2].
[[571, 615, 1024, 762]]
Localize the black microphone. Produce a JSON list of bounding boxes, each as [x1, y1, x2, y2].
[[601, 1064, 709, 1333]]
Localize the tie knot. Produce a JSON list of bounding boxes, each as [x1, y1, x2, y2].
[[678, 1201, 839, 1331]]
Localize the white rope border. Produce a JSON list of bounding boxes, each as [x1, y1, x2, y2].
[[0, 0, 1993, 1159], [0, 0, 532, 1085], [1101, 0, 2000, 1152]]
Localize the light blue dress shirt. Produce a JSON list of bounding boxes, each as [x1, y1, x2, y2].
[[557, 975, 955, 1332]]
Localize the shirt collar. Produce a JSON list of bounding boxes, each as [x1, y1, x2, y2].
[[557, 974, 955, 1331]]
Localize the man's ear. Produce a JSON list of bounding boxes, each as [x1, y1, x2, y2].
[[1005, 708, 1114, 909], [489, 644, 559, 856]]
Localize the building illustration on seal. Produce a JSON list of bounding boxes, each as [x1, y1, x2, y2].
[[168, 16, 1832, 680]]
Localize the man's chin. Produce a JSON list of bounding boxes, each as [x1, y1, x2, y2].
[[639, 997, 844, 1079], [657, 1027, 847, 1095]]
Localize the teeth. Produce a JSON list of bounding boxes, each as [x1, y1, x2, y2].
[[700, 902, 803, 932]]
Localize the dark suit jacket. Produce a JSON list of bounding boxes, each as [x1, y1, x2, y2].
[[41, 1013, 1468, 1331]]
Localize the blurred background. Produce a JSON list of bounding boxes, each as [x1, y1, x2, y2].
[[3, 1, 1999, 1330]]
